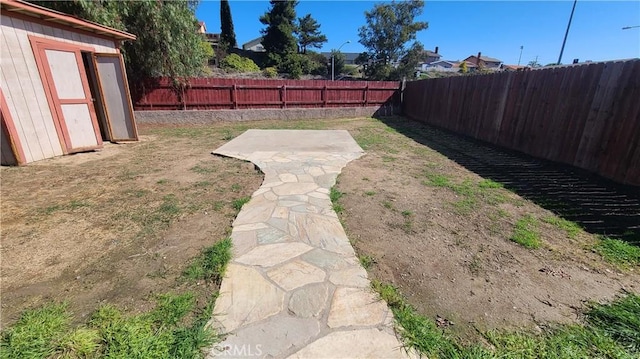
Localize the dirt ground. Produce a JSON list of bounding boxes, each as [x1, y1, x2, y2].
[[0, 130, 263, 328], [335, 117, 640, 342], [2, 117, 638, 344]]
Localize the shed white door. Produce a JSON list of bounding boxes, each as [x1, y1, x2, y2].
[[33, 39, 102, 153]]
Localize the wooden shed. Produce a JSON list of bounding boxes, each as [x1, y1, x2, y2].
[[1, 0, 138, 165]]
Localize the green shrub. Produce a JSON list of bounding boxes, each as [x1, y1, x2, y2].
[[279, 55, 303, 79], [344, 65, 360, 76], [220, 54, 259, 72], [301, 52, 328, 76], [263, 67, 278, 78]]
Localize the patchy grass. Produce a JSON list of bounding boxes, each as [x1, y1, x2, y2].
[[372, 280, 475, 357], [586, 293, 640, 353], [510, 215, 541, 249], [2, 235, 232, 358], [1, 257, 231, 359], [364, 190, 376, 196], [0, 303, 70, 358], [423, 173, 509, 214], [478, 179, 503, 189], [469, 253, 482, 275], [190, 164, 216, 174], [354, 128, 387, 150], [41, 199, 91, 215], [382, 201, 393, 210], [221, 129, 234, 140], [453, 197, 477, 216], [543, 216, 582, 239], [0, 292, 220, 359], [594, 237, 640, 267], [231, 196, 251, 211], [358, 255, 376, 270], [372, 280, 638, 358], [424, 173, 452, 188], [183, 238, 233, 283], [330, 187, 344, 214]]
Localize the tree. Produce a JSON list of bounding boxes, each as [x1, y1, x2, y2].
[[389, 42, 424, 80], [29, 0, 210, 87], [358, 0, 428, 80], [459, 61, 468, 73], [220, 0, 237, 49], [296, 14, 327, 53], [330, 50, 346, 78], [528, 59, 542, 68], [301, 51, 329, 76], [260, 0, 299, 67]]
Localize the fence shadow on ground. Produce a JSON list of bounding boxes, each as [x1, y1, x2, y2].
[[376, 116, 640, 245]]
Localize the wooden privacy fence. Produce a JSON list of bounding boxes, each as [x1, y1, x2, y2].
[[403, 59, 640, 186], [134, 78, 401, 111]]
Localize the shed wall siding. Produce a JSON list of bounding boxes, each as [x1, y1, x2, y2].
[[0, 15, 117, 163]]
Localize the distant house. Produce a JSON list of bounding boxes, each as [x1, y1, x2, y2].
[[205, 33, 221, 48], [422, 47, 442, 64], [501, 64, 529, 71], [321, 52, 360, 65], [195, 20, 220, 49], [197, 21, 206, 34], [421, 60, 455, 71], [421, 60, 477, 72], [464, 53, 502, 69], [242, 37, 265, 52]]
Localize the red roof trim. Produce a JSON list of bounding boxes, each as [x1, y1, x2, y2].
[[1, 0, 136, 40]]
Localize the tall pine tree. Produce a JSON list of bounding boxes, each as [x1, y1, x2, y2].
[[220, 0, 237, 49], [260, 0, 298, 66], [296, 14, 327, 53]]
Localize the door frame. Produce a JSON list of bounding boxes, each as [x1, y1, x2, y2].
[[0, 88, 26, 165], [29, 35, 103, 154], [91, 52, 139, 141]]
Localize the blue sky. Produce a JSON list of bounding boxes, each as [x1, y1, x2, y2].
[[196, 1, 640, 65]]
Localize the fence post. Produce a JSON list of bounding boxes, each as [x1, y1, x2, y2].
[[281, 85, 287, 109], [398, 79, 406, 114], [181, 85, 186, 110], [323, 85, 327, 107], [364, 84, 369, 107], [231, 84, 237, 109]]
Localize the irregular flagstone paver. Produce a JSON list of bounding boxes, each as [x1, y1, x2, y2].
[[235, 242, 313, 267], [288, 283, 330, 318], [267, 260, 326, 291], [287, 328, 409, 359], [213, 264, 285, 333], [213, 316, 321, 358], [207, 130, 409, 358], [327, 287, 389, 328]]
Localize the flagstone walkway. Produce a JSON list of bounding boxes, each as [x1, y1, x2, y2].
[[206, 130, 410, 358]]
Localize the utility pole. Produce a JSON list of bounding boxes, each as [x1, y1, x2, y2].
[[517, 45, 524, 66], [332, 40, 351, 81], [557, 0, 578, 65]]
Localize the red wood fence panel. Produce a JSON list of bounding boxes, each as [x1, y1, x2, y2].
[[402, 59, 640, 186], [133, 78, 401, 111]]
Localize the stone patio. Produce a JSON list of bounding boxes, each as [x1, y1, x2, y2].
[[206, 130, 410, 358]]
